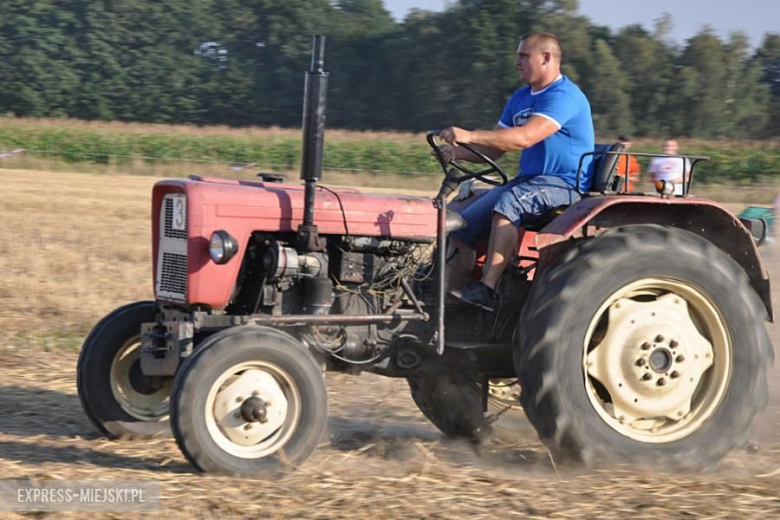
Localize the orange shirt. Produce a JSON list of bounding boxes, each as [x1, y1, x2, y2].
[[615, 155, 641, 191]]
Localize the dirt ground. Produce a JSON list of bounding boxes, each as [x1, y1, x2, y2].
[[1, 168, 779, 518]]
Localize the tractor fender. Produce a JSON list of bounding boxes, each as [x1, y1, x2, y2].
[[535, 195, 773, 322]]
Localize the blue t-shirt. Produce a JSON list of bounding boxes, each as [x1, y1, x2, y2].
[[498, 76, 595, 191]]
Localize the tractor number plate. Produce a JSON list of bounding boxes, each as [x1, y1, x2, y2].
[[171, 197, 186, 231]]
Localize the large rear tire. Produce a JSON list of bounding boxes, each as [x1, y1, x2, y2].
[[171, 326, 327, 476], [77, 301, 171, 438], [516, 225, 772, 471]]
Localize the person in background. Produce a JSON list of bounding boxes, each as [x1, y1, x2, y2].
[[647, 139, 688, 195], [614, 135, 641, 192]]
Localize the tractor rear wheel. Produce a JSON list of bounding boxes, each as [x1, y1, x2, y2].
[[171, 326, 327, 476], [516, 225, 772, 471], [77, 301, 171, 438]]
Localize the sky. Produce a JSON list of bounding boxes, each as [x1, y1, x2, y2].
[[383, 0, 778, 49]]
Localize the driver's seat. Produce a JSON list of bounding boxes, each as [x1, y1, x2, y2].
[[590, 142, 626, 194]]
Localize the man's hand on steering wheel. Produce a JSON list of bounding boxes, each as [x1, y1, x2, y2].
[[439, 126, 473, 147], [431, 144, 458, 164], [427, 129, 508, 187]]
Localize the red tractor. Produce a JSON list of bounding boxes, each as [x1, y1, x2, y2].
[[78, 37, 774, 476]]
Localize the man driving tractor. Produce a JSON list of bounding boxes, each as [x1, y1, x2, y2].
[[439, 32, 595, 311]]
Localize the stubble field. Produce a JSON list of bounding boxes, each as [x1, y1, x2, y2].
[[0, 167, 779, 518]]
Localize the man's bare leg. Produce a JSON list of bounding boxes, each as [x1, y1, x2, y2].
[[445, 236, 476, 291], [481, 213, 519, 290]]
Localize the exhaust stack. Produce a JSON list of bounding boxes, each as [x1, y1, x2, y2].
[[297, 35, 328, 252]]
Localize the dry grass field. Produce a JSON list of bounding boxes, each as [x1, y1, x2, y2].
[[1, 167, 779, 518]]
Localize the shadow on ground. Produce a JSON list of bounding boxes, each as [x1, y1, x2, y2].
[[0, 439, 191, 473], [0, 386, 91, 437]]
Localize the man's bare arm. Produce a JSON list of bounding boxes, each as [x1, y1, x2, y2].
[[441, 116, 559, 152]]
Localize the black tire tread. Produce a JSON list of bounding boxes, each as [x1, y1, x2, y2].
[[516, 224, 772, 471], [76, 301, 169, 438], [170, 326, 328, 476]]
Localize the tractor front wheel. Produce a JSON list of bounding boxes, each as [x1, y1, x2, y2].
[[77, 301, 171, 438], [516, 225, 772, 471], [171, 326, 327, 476]]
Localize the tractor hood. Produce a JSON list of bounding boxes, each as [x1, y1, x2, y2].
[[154, 175, 438, 240], [150, 176, 438, 308]]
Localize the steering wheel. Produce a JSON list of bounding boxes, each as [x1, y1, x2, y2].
[[427, 130, 508, 186]]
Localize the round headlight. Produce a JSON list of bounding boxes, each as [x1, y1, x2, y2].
[[209, 230, 238, 264]]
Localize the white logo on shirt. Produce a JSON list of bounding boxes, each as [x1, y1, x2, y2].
[[513, 108, 533, 127]]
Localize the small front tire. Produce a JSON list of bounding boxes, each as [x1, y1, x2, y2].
[[77, 301, 171, 438], [171, 326, 327, 476]]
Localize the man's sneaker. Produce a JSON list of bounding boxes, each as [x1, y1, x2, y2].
[[449, 281, 495, 312]]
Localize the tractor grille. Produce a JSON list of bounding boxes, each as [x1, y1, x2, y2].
[[158, 253, 188, 296], [156, 193, 188, 302]]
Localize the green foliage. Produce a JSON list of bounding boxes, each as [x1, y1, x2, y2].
[[755, 34, 780, 138], [0, 119, 446, 173], [0, 0, 776, 139], [682, 144, 780, 185], [583, 39, 632, 136], [0, 118, 776, 184]]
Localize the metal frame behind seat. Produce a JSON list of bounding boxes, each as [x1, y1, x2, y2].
[[575, 149, 710, 196], [523, 142, 626, 230]]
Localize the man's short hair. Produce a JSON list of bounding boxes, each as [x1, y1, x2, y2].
[[520, 32, 563, 61]]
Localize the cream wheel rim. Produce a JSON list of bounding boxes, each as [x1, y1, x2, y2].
[[205, 361, 300, 459], [109, 337, 171, 422], [583, 278, 731, 443]]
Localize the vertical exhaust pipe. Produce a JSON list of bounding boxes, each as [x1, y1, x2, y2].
[[297, 35, 328, 252]]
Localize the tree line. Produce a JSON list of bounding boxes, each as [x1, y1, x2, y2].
[[0, 0, 778, 139]]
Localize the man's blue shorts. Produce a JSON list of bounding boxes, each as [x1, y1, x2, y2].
[[453, 174, 581, 248]]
